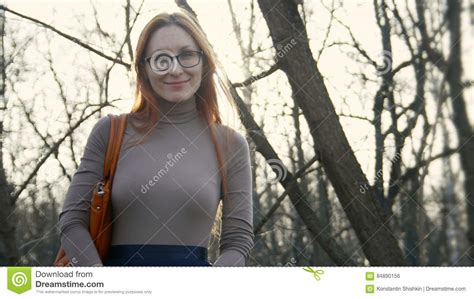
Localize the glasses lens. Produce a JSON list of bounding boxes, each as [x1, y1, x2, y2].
[[151, 54, 173, 72], [178, 51, 201, 67]]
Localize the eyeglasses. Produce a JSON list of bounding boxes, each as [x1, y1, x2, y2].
[[144, 50, 203, 75]]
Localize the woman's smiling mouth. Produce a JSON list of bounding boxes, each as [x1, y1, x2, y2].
[[164, 79, 191, 85]]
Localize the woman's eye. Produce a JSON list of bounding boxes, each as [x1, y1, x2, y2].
[[180, 52, 195, 60]]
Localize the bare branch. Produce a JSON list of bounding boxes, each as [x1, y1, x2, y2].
[[232, 63, 280, 88], [0, 5, 131, 68], [11, 99, 123, 204]]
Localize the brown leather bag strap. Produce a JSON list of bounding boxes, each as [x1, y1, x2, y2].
[[103, 113, 127, 181], [53, 114, 127, 266]]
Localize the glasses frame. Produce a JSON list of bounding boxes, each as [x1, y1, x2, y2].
[[144, 50, 204, 74]]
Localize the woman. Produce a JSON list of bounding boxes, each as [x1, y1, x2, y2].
[[58, 11, 254, 266]]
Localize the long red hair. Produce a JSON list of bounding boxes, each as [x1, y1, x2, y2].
[[128, 12, 230, 201]]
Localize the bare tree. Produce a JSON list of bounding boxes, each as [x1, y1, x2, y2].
[[255, 0, 406, 265]]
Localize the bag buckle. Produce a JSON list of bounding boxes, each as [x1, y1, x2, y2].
[[96, 181, 105, 195]]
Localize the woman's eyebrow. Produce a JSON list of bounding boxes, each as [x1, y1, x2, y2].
[[154, 45, 196, 51]]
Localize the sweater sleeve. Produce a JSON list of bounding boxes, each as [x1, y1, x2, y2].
[[213, 131, 254, 266], [57, 115, 111, 266]]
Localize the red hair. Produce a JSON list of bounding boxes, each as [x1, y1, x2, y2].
[[128, 12, 230, 200]]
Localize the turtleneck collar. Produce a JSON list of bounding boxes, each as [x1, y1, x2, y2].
[[156, 95, 199, 125]]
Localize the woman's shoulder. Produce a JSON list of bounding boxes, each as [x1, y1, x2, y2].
[[213, 123, 249, 156], [89, 114, 113, 139], [86, 113, 127, 149], [89, 113, 128, 136], [214, 123, 247, 142]]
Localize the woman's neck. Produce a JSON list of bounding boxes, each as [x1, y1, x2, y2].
[[156, 95, 199, 125]]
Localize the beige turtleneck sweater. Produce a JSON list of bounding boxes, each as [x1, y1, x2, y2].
[[58, 96, 254, 266]]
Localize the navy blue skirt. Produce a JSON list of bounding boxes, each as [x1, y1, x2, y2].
[[103, 245, 212, 266]]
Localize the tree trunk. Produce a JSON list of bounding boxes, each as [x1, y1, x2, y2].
[[402, 177, 421, 265], [445, 0, 474, 264], [0, 9, 20, 265]]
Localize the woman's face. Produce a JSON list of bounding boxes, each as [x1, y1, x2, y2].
[[144, 25, 203, 103]]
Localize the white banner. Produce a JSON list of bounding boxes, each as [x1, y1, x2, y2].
[[0, 266, 472, 298]]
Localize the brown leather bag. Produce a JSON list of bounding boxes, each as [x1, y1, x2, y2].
[[53, 113, 128, 266]]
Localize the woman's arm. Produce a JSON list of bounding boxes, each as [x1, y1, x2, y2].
[[58, 115, 111, 266], [214, 131, 254, 266]]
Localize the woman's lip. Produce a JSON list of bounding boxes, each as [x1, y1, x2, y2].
[[164, 79, 190, 85]]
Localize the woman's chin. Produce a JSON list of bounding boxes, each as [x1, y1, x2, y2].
[[163, 93, 194, 103]]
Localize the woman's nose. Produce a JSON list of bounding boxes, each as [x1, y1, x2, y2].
[[168, 57, 184, 75]]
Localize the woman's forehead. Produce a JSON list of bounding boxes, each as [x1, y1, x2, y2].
[[146, 25, 198, 55]]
